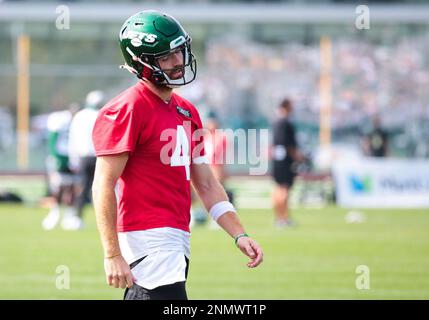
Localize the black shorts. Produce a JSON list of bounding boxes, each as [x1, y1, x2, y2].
[[124, 256, 189, 300], [272, 162, 296, 187]]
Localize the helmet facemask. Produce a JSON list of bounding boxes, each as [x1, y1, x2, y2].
[[122, 37, 197, 88], [153, 41, 197, 88]]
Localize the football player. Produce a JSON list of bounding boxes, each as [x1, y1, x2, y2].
[[271, 98, 305, 228], [67, 90, 105, 230], [92, 10, 263, 300], [42, 103, 79, 230]]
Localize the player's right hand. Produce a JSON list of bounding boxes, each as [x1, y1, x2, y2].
[[104, 255, 136, 289], [236, 237, 264, 268]]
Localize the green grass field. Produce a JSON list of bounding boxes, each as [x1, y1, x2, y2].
[[0, 202, 428, 299]]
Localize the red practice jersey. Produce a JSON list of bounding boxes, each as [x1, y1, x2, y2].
[[92, 81, 206, 233]]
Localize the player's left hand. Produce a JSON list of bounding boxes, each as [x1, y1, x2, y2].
[[236, 237, 263, 268]]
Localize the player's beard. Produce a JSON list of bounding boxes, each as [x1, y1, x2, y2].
[[151, 65, 185, 89], [154, 66, 185, 89], [167, 66, 184, 80]]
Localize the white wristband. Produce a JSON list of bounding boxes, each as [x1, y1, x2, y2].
[[209, 201, 236, 221]]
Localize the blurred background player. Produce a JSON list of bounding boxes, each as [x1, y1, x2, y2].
[[67, 90, 105, 230], [271, 98, 305, 228], [42, 103, 79, 230], [190, 110, 233, 228], [362, 115, 389, 158], [204, 111, 229, 194]]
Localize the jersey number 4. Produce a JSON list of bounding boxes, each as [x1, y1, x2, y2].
[[171, 125, 190, 180]]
